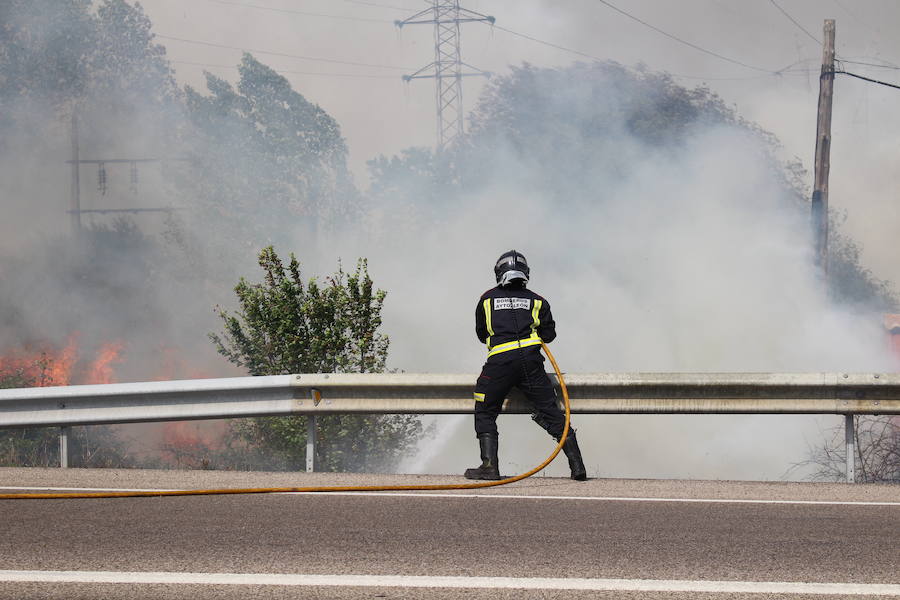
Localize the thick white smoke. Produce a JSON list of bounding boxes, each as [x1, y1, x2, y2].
[[303, 122, 892, 480]]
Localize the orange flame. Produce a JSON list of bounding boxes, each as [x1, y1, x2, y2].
[[84, 341, 125, 384], [44, 336, 78, 386], [0, 334, 124, 387]]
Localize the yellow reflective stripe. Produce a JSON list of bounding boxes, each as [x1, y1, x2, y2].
[[473, 392, 485, 402], [486, 336, 543, 357], [483, 299, 493, 349], [531, 299, 542, 335]]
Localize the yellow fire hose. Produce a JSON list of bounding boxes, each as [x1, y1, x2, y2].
[[0, 343, 571, 500]]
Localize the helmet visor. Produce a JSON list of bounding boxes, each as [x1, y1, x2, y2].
[[498, 270, 528, 286]]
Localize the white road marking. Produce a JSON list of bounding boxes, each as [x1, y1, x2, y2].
[[0, 571, 898, 595], [0, 486, 898, 506]]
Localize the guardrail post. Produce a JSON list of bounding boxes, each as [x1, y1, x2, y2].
[[59, 426, 69, 468], [306, 415, 316, 473], [844, 414, 855, 483]]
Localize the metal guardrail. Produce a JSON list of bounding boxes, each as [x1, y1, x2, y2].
[[2, 372, 899, 427], [1, 372, 898, 480]]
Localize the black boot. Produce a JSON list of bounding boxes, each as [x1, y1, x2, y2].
[[561, 430, 587, 481], [464, 433, 501, 480]]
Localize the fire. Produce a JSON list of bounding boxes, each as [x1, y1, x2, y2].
[[0, 334, 124, 387], [84, 341, 125, 384], [160, 421, 226, 468], [2, 337, 233, 468]]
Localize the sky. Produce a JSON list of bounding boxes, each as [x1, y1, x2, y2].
[[137, 0, 900, 287]]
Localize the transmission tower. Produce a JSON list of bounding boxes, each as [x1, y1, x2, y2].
[[395, 1, 494, 150]]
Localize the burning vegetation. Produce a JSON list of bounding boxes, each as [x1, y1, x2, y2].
[[0, 337, 224, 469], [0, 335, 123, 387]]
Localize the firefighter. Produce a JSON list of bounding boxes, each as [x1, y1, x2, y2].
[[465, 250, 588, 481]]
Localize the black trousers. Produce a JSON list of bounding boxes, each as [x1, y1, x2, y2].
[[473, 351, 566, 438]]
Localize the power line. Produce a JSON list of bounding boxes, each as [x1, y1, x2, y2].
[[671, 57, 818, 79], [487, 24, 605, 62], [486, 22, 814, 83], [206, 0, 391, 23], [155, 34, 412, 70], [593, 0, 775, 73], [768, 0, 821, 45], [838, 58, 900, 71], [836, 69, 900, 91], [171, 59, 399, 79], [668, 68, 815, 82]]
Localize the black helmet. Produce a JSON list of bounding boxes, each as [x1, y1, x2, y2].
[[494, 250, 530, 286]]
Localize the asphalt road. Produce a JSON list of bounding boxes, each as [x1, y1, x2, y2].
[[0, 468, 898, 599]]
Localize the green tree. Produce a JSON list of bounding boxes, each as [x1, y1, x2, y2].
[[0, 0, 178, 147], [0, 1, 95, 114], [183, 55, 358, 255], [210, 246, 422, 472], [88, 0, 178, 106]]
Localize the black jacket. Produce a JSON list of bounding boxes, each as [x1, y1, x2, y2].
[[475, 282, 556, 362]]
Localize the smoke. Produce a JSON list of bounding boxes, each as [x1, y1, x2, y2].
[[315, 74, 893, 480], [2, 1, 897, 480], [0, 0, 225, 462]]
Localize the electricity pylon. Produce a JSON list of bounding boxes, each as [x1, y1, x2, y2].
[[396, 1, 494, 150]]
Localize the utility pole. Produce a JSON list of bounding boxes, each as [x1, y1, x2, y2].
[[70, 112, 81, 236], [811, 19, 847, 481], [396, 1, 494, 150], [65, 156, 180, 222], [66, 111, 186, 227], [811, 19, 835, 275]]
